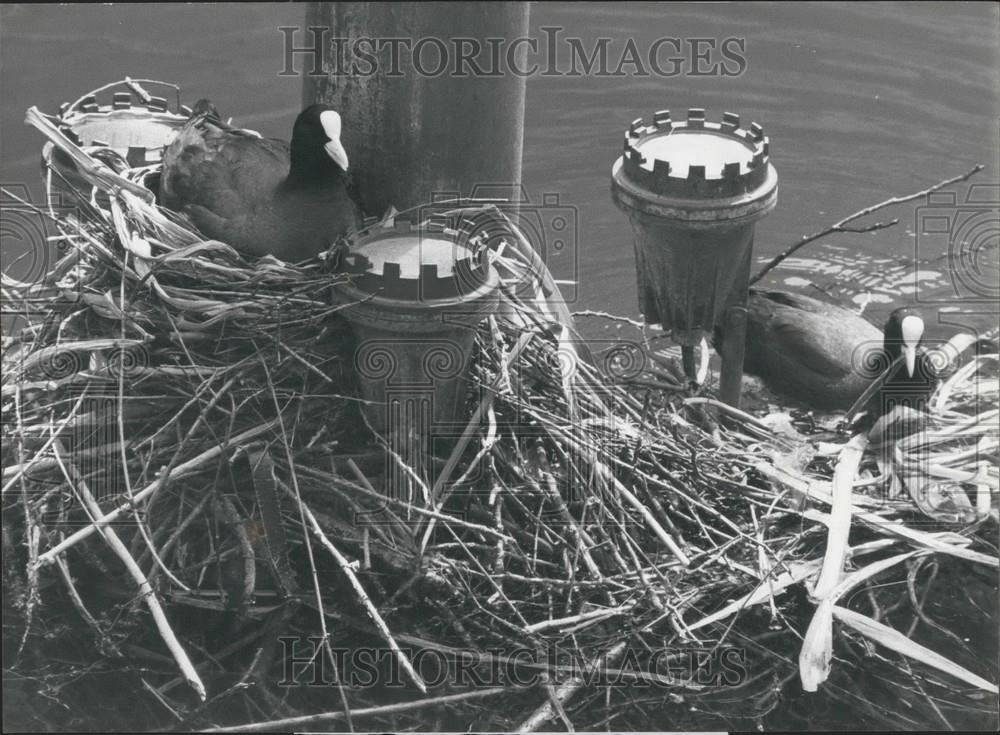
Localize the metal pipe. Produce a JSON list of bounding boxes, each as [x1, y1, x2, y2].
[[718, 249, 752, 407]]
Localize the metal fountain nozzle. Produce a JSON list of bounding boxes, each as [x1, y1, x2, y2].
[[611, 107, 778, 404], [332, 217, 500, 492]]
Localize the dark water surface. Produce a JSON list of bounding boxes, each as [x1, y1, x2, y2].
[[2, 2, 997, 337]]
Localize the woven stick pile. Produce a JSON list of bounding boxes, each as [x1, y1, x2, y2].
[[1, 105, 997, 732]]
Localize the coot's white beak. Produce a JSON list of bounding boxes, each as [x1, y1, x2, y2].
[[900, 314, 923, 377], [319, 110, 349, 171]]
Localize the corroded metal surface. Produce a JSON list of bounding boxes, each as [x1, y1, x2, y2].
[[611, 108, 778, 348], [332, 218, 500, 438]]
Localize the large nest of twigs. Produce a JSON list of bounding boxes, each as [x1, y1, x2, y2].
[[2, 91, 998, 732]]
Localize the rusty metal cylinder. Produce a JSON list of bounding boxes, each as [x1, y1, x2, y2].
[[611, 108, 778, 346], [332, 219, 500, 439]]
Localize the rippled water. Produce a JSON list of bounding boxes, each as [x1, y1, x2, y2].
[[2, 3, 997, 342]]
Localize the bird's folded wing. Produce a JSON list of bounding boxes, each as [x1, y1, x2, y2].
[[769, 318, 874, 379]]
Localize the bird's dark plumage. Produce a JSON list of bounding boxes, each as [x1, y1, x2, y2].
[[716, 291, 942, 414], [160, 102, 362, 261], [721, 289, 885, 410], [189, 98, 221, 120], [864, 306, 938, 417]]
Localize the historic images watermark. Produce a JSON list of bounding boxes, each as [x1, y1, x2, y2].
[[280, 26, 747, 78], [277, 639, 749, 689]]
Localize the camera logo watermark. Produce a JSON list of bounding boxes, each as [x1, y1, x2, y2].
[[846, 325, 993, 524], [348, 327, 648, 524], [4, 343, 152, 525], [338, 185, 641, 522], [1, 184, 82, 290], [914, 184, 999, 305], [419, 186, 580, 305], [280, 26, 747, 78]]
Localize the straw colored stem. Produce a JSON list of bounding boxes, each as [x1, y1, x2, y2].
[[207, 685, 510, 733], [37, 421, 277, 565], [50, 440, 205, 700], [298, 497, 427, 693]]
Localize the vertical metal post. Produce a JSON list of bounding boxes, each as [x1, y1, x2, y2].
[[304, 2, 530, 216], [718, 246, 752, 407]]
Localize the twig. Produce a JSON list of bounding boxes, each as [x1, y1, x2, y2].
[[602, 466, 691, 566], [205, 686, 510, 732], [54, 554, 119, 655], [524, 603, 635, 634], [259, 358, 353, 730], [1, 388, 90, 497], [36, 421, 276, 565], [50, 440, 206, 701], [516, 641, 628, 732], [683, 397, 773, 432], [571, 310, 647, 329], [417, 329, 536, 554], [751, 164, 985, 285], [297, 496, 427, 693]]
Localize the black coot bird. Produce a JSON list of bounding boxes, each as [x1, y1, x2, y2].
[[160, 101, 362, 261], [864, 306, 939, 417], [717, 290, 937, 412]]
